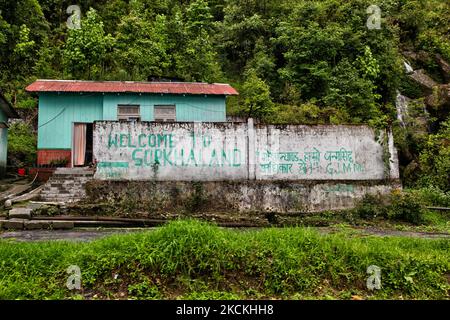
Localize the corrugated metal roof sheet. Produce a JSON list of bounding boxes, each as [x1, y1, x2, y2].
[[26, 80, 239, 96]]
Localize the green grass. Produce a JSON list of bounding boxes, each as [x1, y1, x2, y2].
[[0, 220, 448, 300]]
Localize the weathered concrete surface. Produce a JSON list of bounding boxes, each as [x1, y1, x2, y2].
[[51, 221, 74, 230], [93, 121, 399, 182], [94, 121, 248, 181], [0, 229, 139, 242], [8, 208, 32, 219], [3, 219, 25, 230], [24, 220, 51, 230], [254, 125, 389, 181], [85, 180, 399, 213]]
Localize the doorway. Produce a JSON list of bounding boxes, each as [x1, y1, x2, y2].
[[72, 123, 93, 167]]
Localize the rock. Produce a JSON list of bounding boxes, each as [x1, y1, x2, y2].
[[426, 84, 450, 109], [403, 50, 431, 65], [435, 54, 450, 82], [4, 199, 12, 209], [8, 208, 32, 219], [3, 219, 25, 230], [409, 69, 438, 94], [24, 220, 51, 230], [51, 221, 74, 230]]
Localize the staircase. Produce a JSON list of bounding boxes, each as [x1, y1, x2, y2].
[[40, 167, 94, 203]]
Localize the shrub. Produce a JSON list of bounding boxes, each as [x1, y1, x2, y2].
[[7, 121, 37, 168], [354, 194, 388, 220], [388, 192, 426, 225]]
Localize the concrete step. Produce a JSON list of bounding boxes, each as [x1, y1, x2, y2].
[[8, 208, 32, 219], [40, 167, 93, 203]]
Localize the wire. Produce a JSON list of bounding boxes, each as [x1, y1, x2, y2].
[[38, 107, 66, 128]]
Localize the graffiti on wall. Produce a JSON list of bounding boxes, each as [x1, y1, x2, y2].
[[105, 131, 243, 168], [257, 147, 364, 177], [94, 121, 389, 181]]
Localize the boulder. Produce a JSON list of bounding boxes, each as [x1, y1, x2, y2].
[[435, 54, 450, 82], [409, 69, 438, 94], [426, 84, 450, 109]]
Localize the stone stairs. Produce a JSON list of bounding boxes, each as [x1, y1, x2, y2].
[[40, 167, 94, 203]]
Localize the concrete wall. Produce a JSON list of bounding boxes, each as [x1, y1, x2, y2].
[[254, 125, 385, 180], [85, 180, 397, 214], [94, 121, 248, 181], [93, 120, 400, 182]]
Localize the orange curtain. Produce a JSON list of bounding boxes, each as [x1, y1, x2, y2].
[[73, 123, 86, 166]]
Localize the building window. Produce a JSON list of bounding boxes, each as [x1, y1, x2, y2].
[[154, 105, 176, 122], [118, 105, 140, 121]]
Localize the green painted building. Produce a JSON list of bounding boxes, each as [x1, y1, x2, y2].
[[0, 93, 19, 177], [26, 80, 238, 167]]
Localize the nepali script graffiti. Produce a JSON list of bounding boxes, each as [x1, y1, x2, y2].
[[257, 147, 364, 176]]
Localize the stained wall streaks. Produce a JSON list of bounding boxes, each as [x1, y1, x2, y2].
[[93, 120, 400, 182]]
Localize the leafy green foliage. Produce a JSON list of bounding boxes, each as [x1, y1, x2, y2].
[[239, 69, 274, 118], [63, 8, 115, 79], [0, 220, 448, 299], [417, 117, 450, 192], [7, 122, 37, 167]]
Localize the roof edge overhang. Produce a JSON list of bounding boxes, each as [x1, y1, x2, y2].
[[0, 92, 19, 119]]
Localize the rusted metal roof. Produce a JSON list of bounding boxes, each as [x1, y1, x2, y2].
[[26, 80, 239, 96]]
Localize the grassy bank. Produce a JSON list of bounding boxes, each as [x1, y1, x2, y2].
[[0, 220, 448, 300]]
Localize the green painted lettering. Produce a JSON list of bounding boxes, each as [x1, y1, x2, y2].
[[233, 149, 241, 167], [163, 149, 173, 166], [155, 149, 162, 163], [148, 134, 157, 147], [144, 149, 153, 166], [138, 134, 147, 148], [158, 134, 167, 148], [187, 149, 197, 167], [209, 149, 219, 167], [343, 163, 352, 173], [108, 134, 118, 148], [128, 133, 136, 148], [132, 149, 143, 167], [120, 134, 127, 147]]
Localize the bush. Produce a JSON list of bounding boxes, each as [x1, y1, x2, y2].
[[354, 194, 388, 220], [409, 187, 450, 207], [417, 118, 450, 192], [388, 191, 426, 225], [354, 191, 427, 225], [7, 122, 37, 168]]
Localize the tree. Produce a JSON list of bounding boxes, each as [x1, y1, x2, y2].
[[174, 0, 223, 82], [115, 13, 170, 80], [240, 69, 274, 119], [63, 8, 115, 79]]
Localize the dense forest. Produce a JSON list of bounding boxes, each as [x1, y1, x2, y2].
[[0, 0, 449, 190]]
